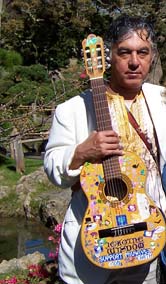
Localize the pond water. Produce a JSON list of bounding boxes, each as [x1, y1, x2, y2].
[[0, 217, 55, 262]]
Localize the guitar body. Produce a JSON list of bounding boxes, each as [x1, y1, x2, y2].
[[80, 151, 165, 269]]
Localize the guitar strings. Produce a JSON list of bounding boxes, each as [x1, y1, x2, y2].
[[92, 78, 124, 212]]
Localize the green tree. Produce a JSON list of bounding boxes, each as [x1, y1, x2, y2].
[[0, 48, 23, 69], [1, 0, 97, 68]]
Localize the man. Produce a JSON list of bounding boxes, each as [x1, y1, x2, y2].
[[162, 163, 166, 192], [44, 14, 166, 284]]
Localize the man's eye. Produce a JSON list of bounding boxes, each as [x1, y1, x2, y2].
[[138, 50, 149, 56], [118, 50, 130, 56]]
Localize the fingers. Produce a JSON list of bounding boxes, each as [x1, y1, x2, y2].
[[93, 130, 120, 142], [70, 130, 123, 169], [92, 130, 121, 149], [89, 130, 123, 160]]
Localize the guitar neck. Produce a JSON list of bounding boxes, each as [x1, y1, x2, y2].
[[91, 78, 121, 179], [91, 78, 112, 131]]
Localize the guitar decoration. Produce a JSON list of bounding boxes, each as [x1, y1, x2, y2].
[[80, 34, 166, 269]]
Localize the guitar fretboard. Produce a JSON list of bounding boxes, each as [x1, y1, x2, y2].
[[91, 78, 121, 180]]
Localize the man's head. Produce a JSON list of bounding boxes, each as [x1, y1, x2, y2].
[[109, 14, 157, 97]]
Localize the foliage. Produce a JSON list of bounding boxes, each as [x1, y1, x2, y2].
[[0, 263, 62, 284], [1, 0, 166, 151], [0, 79, 14, 97], [1, 0, 119, 68], [1, 0, 91, 68], [1, 1, 166, 74], [0, 264, 49, 283], [0, 61, 86, 152], [11, 64, 49, 82], [0, 64, 52, 101], [0, 63, 52, 143], [0, 49, 23, 70]]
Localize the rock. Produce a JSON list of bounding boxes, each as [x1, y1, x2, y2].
[[15, 166, 72, 224], [16, 167, 47, 196], [0, 185, 11, 199], [39, 189, 71, 225], [23, 192, 34, 219], [0, 251, 45, 274], [0, 165, 72, 226]]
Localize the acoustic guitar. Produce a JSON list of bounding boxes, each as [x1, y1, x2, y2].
[[80, 34, 166, 269]]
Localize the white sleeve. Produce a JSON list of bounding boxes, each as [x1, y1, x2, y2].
[[44, 101, 83, 188]]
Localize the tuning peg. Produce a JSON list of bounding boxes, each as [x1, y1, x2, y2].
[[105, 56, 111, 62], [105, 62, 111, 70], [105, 48, 110, 54], [104, 45, 110, 52]]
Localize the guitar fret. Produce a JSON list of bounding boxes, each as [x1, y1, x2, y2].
[[93, 94, 108, 99], [93, 96, 112, 131], [103, 159, 121, 179], [91, 78, 121, 179], [94, 104, 109, 110]]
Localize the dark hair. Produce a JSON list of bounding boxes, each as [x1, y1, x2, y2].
[[110, 14, 157, 51]]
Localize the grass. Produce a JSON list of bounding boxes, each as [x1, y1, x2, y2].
[[0, 191, 19, 212], [0, 154, 43, 187], [0, 154, 45, 216]]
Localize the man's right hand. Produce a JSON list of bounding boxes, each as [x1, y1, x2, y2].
[[69, 130, 123, 170]]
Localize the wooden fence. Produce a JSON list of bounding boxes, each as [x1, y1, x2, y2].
[[10, 128, 49, 173]]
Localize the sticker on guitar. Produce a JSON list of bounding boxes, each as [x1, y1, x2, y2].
[[80, 34, 166, 269]]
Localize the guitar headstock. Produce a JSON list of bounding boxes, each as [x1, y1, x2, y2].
[[82, 34, 106, 80]]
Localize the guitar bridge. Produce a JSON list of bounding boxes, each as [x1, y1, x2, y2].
[[98, 222, 147, 238]]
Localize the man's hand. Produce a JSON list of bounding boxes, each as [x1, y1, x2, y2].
[[69, 130, 123, 170]]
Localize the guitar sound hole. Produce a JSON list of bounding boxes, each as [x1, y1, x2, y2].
[[104, 178, 128, 202]]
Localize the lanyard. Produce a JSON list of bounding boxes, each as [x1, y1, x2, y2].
[[126, 106, 160, 174]]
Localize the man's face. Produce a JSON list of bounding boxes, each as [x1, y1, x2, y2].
[[110, 30, 154, 93]]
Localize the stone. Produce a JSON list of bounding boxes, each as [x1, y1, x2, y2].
[[0, 251, 45, 273], [0, 186, 11, 199], [15, 166, 72, 223], [39, 189, 71, 225]]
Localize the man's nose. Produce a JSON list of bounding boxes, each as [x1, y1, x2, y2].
[[128, 52, 139, 70]]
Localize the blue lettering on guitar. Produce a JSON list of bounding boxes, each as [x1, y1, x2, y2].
[[99, 253, 123, 263]]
